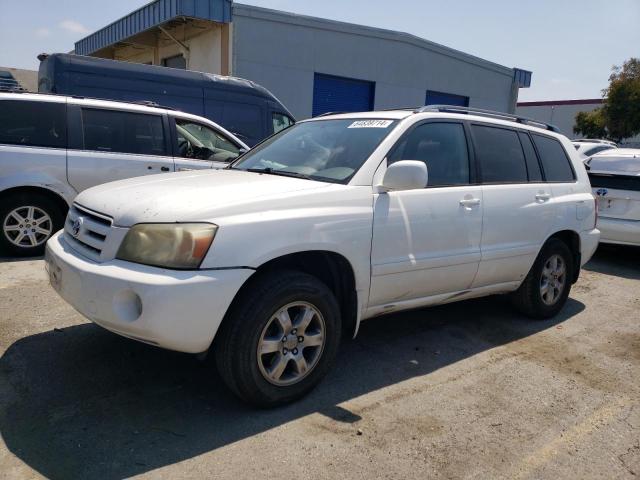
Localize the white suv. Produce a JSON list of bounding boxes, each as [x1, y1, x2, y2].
[[0, 92, 248, 256], [45, 106, 600, 406]]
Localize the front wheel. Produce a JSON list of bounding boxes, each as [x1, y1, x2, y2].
[[214, 270, 342, 407], [511, 238, 574, 319]]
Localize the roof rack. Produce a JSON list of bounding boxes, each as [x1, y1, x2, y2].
[[315, 111, 350, 118], [415, 105, 561, 133], [572, 138, 616, 145]]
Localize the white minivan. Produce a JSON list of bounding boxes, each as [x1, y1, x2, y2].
[[45, 106, 600, 406], [0, 92, 248, 256]]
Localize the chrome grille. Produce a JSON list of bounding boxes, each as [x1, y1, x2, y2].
[[64, 204, 113, 261]]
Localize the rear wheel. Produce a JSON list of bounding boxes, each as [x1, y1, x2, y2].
[[511, 238, 574, 319], [0, 192, 65, 257], [214, 270, 341, 407]]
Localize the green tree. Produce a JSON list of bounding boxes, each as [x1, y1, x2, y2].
[[574, 109, 607, 139], [574, 58, 640, 142]]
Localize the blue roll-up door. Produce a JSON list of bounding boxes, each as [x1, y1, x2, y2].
[[312, 73, 375, 117], [426, 90, 469, 107]]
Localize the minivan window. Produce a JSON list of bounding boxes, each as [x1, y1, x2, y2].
[[0, 100, 66, 149], [472, 125, 528, 184], [518, 132, 543, 182], [175, 119, 241, 163], [389, 122, 469, 186], [273, 113, 294, 134], [532, 134, 576, 182], [81, 109, 166, 156]]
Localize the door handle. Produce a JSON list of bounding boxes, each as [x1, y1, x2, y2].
[[460, 198, 481, 208], [535, 192, 551, 202], [160, 166, 171, 172], [178, 167, 194, 172]]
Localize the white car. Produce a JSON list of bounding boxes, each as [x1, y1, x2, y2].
[[572, 139, 617, 160], [0, 92, 248, 256], [587, 148, 640, 246], [45, 106, 600, 406]]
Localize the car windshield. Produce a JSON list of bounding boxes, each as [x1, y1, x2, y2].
[[231, 118, 399, 183]]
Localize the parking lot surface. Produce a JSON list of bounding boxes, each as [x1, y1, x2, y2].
[[0, 246, 638, 479]]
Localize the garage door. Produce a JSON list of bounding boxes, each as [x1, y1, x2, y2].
[[426, 90, 469, 107], [312, 73, 375, 117]]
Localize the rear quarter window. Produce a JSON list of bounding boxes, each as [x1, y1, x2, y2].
[[0, 100, 66, 148], [532, 134, 576, 182]]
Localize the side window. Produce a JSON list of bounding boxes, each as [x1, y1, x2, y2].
[[518, 132, 543, 182], [81, 109, 166, 156], [532, 134, 576, 182], [175, 119, 241, 163], [272, 113, 294, 134], [0, 100, 66, 148], [472, 125, 528, 184], [389, 122, 469, 186]]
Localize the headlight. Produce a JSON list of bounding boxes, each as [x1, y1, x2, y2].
[[116, 223, 217, 269]]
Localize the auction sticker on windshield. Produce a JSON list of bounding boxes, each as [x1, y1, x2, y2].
[[348, 120, 394, 129]]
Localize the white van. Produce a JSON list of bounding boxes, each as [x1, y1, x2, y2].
[[0, 92, 248, 256]]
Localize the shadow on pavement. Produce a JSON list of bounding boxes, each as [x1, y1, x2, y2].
[[584, 244, 640, 280], [0, 295, 584, 479], [0, 255, 44, 264]]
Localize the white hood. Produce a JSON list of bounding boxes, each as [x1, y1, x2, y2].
[[74, 169, 331, 227]]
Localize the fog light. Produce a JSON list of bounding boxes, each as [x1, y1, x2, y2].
[[112, 290, 143, 322]]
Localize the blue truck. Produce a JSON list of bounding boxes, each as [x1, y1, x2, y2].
[[38, 53, 294, 146]]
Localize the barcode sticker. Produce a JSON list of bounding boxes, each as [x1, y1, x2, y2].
[[348, 120, 394, 129]]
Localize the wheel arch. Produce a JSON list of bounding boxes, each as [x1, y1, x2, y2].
[[544, 229, 581, 284], [228, 250, 360, 340], [0, 186, 71, 219]]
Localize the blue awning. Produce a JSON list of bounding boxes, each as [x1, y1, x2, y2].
[[75, 0, 232, 55]]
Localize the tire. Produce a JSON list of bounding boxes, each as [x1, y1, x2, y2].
[[511, 238, 574, 319], [214, 269, 342, 407], [0, 192, 65, 257]]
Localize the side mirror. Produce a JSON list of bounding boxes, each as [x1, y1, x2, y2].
[[379, 160, 428, 191]]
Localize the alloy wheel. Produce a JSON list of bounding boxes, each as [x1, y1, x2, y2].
[[540, 254, 566, 306], [257, 301, 326, 386], [2, 206, 53, 248]]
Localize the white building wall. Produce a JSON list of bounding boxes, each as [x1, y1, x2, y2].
[[516, 101, 640, 146], [516, 102, 602, 139]]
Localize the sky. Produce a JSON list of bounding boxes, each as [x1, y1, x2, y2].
[[0, 0, 638, 101]]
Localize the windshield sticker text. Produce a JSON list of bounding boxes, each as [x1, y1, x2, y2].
[[347, 120, 394, 129]]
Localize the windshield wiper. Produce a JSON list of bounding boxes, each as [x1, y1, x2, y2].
[[245, 167, 311, 179]]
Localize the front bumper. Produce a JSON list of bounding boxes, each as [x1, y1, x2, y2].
[[579, 228, 600, 266], [45, 231, 254, 353], [597, 217, 640, 246]]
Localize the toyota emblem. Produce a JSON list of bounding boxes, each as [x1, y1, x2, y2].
[[595, 188, 608, 197], [71, 217, 83, 237]]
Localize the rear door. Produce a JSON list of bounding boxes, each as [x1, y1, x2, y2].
[[67, 106, 175, 192], [471, 125, 555, 288], [171, 117, 245, 171]]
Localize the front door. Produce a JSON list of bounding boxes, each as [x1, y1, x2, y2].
[[67, 107, 175, 192], [369, 121, 483, 308]]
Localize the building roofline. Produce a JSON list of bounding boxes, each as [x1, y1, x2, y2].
[[517, 99, 604, 107], [233, 3, 516, 78]]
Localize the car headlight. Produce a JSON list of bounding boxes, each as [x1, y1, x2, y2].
[[116, 223, 217, 269]]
